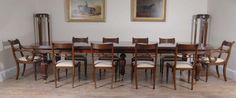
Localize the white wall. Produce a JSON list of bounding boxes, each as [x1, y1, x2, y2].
[[0, 0, 35, 80], [208, 0, 236, 80], [35, 0, 207, 42]]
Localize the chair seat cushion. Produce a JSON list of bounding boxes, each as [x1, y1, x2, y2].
[[176, 62, 193, 69], [56, 60, 74, 67], [94, 60, 112, 67], [18, 56, 41, 62], [167, 61, 193, 69], [136, 61, 155, 68], [202, 57, 224, 63]]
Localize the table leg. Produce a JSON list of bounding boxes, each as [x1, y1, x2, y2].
[[119, 53, 126, 80], [40, 53, 49, 83], [195, 63, 202, 81]]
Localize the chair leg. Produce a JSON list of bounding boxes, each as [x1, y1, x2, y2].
[[21, 64, 26, 76], [135, 68, 138, 89], [115, 62, 118, 82], [84, 60, 87, 79], [78, 65, 81, 81], [153, 68, 156, 89], [223, 65, 227, 81], [145, 69, 147, 80], [55, 68, 58, 88], [16, 63, 20, 80], [111, 68, 115, 88], [94, 68, 97, 88], [191, 70, 194, 90], [216, 65, 220, 78], [206, 65, 209, 82], [65, 69, 68, 78], [188, 70, 190, 83], [57, 69, 60, 81], [160, 59, 164, 82], [72, 67, 75, 88], [166, 66, 169, 83], [172, 69, 176, 90], [150, 69, 153, 80], [131, 64, 134, 83], [33, 63, 37, 81], [99, 69, 102, 80]]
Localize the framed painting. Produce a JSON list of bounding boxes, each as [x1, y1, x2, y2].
[[131, 0, 166, 22], [66, 0, 105, 22]]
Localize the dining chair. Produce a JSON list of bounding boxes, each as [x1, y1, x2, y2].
[[200, 40, 235, 82], [91, 43, 115, 88], [132, 43, 158, 89], [159, 38, 175, 77], [166, 43, 198, 90], [131, 38, 153, 79], [8, 39, 42, 80], [99, 37, 120, 80], [72, 37, 88, 79], [52, 42, 79, 88]]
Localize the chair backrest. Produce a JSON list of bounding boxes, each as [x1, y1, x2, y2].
[[91, 43, 114, 66], [72, 37, 88, 43], [159, 38, 175, 44], [174, 44, 198, 68], [103, 37, 119, 43], [52, 43, 73, 65], [132, 37, 148, 44], [134, 43, 158, 66], [218, 40, 235, 62], [8, 39, 24, 61]]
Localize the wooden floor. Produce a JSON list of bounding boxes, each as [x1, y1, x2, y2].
[[0, 65, 236, 98]]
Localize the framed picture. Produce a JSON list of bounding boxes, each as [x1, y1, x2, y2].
[[66, 0, 106, 22], [131, 0, 166, 21]]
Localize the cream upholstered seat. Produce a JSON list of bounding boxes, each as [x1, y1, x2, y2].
[[166, 44, 198, 90], [136, 61, 154, 68], [167, 61, 193, 69], [202, 57, 224, 63], [18, 56, 41, 62], [56, 60, 74, 67], [94, 60, 112, 67]]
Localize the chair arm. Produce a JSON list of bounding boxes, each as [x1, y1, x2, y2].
[[15, 48, 39, 61]]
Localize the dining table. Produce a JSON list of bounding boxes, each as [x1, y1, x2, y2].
[[31, 41, 213, 82]]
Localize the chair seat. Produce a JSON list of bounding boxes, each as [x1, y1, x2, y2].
[[202, 57, 224, 63], [167, 61, 193, 69], [136, 61, 154, 68], [94, 60, 113, 67], [18, 56, 41, 62], [56, 60, 75, 67]]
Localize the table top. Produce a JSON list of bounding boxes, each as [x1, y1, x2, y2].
[[29, 41, 213, 54]]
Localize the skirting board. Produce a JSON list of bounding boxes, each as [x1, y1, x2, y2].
[[210, 66, 236, 81], [0, 65, 32, 82]]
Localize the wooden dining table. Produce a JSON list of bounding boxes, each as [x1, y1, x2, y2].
[[31, 41, 213, 82]]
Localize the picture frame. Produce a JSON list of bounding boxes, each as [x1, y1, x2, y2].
[[131, 0, 166, 22], [66, 0, 106, 22]]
